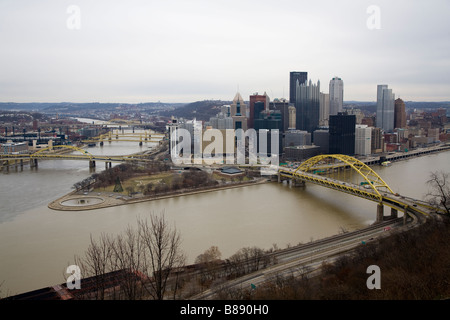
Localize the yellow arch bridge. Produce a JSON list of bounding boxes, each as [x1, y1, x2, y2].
[[278, 154, 441, 222], [0, 145, 152, 169]]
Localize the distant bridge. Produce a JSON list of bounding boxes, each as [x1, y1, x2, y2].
[[278, 154, 443, 222], [82, 130, 165, 145], [0, 145, 153, 169]]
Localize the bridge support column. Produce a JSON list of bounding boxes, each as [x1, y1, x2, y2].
[[289, 179, 305, 188], [100, 141, 104, 146], [89, 160, 96, 168], [376, 203, 384, 223], [30, 159, 38, 168], [390, 208, 398, 219], [403, 207, 408, 225], [105, 161, 112, 169], [277, 173, 281, 183]]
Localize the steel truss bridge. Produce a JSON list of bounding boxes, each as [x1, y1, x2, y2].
[[278, 154, 443, 222], [0, 145, 153, 169], [82, 130, 165, 144]]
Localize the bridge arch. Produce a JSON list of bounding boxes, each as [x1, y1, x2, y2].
[[293, 154, 394, 199], [31, 145, 94, 159]]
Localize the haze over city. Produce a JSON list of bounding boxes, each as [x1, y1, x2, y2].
[[1, 0, 449, 103]]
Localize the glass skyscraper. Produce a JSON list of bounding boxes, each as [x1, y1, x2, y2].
[[329, 76, 344, 116], [376, 84, 395, 133], [290, 71, 308, 104], [295, 79, 320, 135]]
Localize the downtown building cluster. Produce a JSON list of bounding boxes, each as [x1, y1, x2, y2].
[[169, 71, 448, 164]]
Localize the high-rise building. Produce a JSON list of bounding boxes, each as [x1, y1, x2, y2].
[[371, 127, 384, 154], [270, 98, 291, 133], [248, 92, 270, 129], [206, 106, 234, 130], [289, 71, 307, 104], [376, 85, 395, 132], [288, 105, 296, 130], [355, 125, 372, 156], [329, 112, 355, 156], [394, 98, 406, 129], [295, 79, 320, 135], [230, 92, 248, 131], [284, 130, 311, 148], [319, 92, 330, 126], [254, 110, 282, 155], [313, 129, 329, 154], [329, 77, 344, 116]]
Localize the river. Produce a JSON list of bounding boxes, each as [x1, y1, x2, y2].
[[0, 132, 449, 295]]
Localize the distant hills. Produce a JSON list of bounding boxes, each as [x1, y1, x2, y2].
[[0, 100, 449, 121]]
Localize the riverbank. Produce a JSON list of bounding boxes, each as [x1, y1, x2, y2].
[[48, 178, 268, 211]]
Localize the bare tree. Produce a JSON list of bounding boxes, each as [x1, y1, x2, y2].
[[138, 212, 186, 300], [73, 233, 115, 300], [195, 246, 222, 287], [426, 171, 450, 215]]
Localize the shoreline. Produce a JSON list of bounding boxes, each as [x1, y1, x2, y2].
[[48, 145, 450, 212], [48, 178, 268, 211]]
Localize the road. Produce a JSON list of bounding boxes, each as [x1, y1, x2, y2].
[[190, 215, 421, 300]]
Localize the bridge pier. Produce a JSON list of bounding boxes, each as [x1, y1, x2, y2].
[[30, 159, 38, 168], [105, 161, 112, 169], [289, 179, 305, 188], [403, 207, 408, 225], [376, 203, 384, 223], [390, 208, 398, 219], [89, 160, 96, 168]]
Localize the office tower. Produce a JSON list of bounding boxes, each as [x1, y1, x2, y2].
[[248, 92, 270, 129], [254, 110, 282, 155], [394, 98, 406, 129], [284, 130, 311, 147], [371, 127, 383, 153], [270, 98, 291, 133], [289, 71, 308, 104], [206, 106, 234, 130], [319, 92, 330, 126], [313, 129, 329, 154], [230, 92, 248, 131], [355, 125, 372, 156], [288, 105, 296, 130], [329, 77, 344, 116], [376, 85, 395, 132], [295, 79, 320, 135], [329, 112, 355, 156]]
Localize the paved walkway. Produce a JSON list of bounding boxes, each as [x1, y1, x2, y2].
[[48, 179, 268, 211]]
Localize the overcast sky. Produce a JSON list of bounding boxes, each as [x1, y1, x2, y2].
[[0, 0, 449, 103]]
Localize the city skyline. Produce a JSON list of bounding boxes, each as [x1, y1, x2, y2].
[[1, 0, 450, 103]]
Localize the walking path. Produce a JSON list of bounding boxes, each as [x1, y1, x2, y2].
[[48, 178, 268, 211]]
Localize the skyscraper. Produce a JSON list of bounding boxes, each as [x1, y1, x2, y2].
[[329, 112, 355, 156], [329, 77, 344, 116], [295, 79, 320, 135], [230, 92, 248, 131], [288, 105, 296, 130], [376, 85, 395, 132], [319, 92, 330, 126], [289, 71, 307, 104], [394, 98, 406, 129], [355, 125, 372, 156], [248, 92, 270, 129]]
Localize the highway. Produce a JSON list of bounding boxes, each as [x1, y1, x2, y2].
[[190, 215, 423, 300]]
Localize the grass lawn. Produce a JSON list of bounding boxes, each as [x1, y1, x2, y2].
[[93, 172, 174, 195]]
